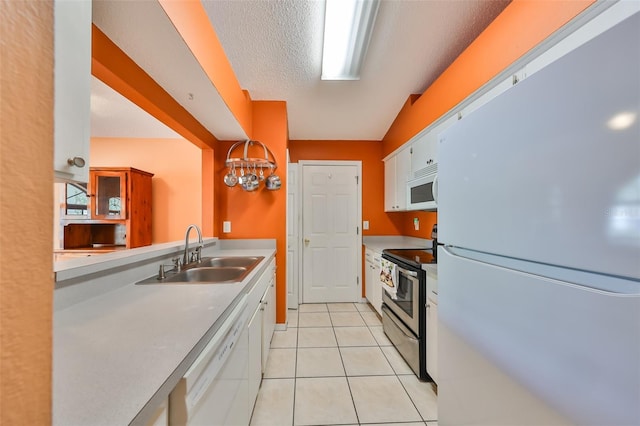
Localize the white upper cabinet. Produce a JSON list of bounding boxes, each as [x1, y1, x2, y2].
[[384, 146, 411, 212], [410, 132, 436, 180], [54, 0, 92, 183], [409, 113, 458, 181], [384, 155, 396, 212]]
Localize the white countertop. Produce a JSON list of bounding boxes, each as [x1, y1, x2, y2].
[[363, 235, 431, 253], [55, 238, 220, 281], [53, 241, 275, 426]]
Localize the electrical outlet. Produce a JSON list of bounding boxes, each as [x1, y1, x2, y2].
[[223, 221, 231, 233], [363, 220, 369, 230]]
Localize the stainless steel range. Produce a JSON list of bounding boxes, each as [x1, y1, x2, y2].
[[381, 247, 435, 382]]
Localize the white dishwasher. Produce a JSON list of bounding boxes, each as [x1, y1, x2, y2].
[[170, 295, 249, 426]]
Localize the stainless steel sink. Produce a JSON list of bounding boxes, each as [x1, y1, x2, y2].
[[162, 267, 249, 283], [136, 256, 264, 285], [198, 256, 264, 268]]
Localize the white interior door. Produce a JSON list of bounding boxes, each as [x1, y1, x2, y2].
[[286, 163, 299, 309], [301, 162, 361, 303]]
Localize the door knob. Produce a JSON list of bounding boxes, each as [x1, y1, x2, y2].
[[304, 238, 310, 244]]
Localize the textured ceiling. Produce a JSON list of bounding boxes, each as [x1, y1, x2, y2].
[[203, 0, 510, 140], [91, 0, 510, 141]]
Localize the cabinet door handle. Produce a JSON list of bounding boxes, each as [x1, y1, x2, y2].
[[67, 157, 86, 168]]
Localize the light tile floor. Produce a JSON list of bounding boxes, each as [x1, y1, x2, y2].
[[250, 303, 438, 426]]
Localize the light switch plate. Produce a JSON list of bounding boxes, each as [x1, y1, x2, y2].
[[363, 220, 369, 230], [223, 221, 231, 233]]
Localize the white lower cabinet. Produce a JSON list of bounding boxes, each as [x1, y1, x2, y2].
[[425, 265, 438, 383], [261, 274, 276, 370], [167, 259, 276, 426], [247, 259, 276, 416], [145, 398, 168, 426], [247, 305, 263, 412], [426, 296, 438, 383], [364, 248, 382, 316]]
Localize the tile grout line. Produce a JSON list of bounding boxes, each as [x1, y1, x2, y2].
[[286, 304, 430, 426], [291, 310, 302, 426], [396, 370, 430, 423], [331, 303, 361, 426]]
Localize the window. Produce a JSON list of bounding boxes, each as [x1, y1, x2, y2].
[[65, 182, 88, 216]]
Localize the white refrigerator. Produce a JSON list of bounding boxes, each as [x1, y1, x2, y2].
[[438, 11, 639, 426]]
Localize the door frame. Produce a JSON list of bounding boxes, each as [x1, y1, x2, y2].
[[298, 160, 363, 304], [286, 160, 299, 310]]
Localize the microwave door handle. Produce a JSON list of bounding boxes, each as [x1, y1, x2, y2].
[[397, 266, 418, 277], [432, 174, 438, 204]]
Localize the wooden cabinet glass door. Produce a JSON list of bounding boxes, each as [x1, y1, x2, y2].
[[91, 171, 127, 219]]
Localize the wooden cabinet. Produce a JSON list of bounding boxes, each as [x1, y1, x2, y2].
[[90, 170, 129, 219], [364, 248, 382, 316], [53, 0, 91, 183], [384, 147, 411, 212], [63, 167, 153, 250]]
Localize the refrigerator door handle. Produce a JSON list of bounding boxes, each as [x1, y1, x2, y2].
[[443, 245, 640, 296]]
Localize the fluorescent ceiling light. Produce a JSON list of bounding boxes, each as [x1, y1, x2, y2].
[[321, 0, 380, 80]]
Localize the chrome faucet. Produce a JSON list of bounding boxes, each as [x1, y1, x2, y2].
[[183, 224, 203, 266]]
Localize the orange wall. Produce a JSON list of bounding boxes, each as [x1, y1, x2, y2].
[[91, 137, 203, 242], [289, 140, 403, 235], [398, 211, 438, 240], [88, 0, 596, 327], [201, 148, 215, 237], [382, 0, 595, 156], [214, 101, 288, 323], [289, 140, 438, 239], [0, 1, 53, 423]]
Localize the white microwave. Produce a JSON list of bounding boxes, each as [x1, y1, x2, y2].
[[407, 171, 438, 211]]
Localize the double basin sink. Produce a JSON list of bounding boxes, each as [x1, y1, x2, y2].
[[137, 256, 264, 285]]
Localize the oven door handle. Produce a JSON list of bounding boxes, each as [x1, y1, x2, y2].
[[397, 266, 418, 277]]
